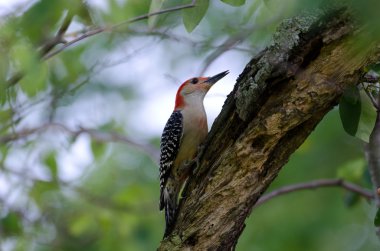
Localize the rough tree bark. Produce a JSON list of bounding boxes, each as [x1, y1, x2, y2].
[[159, 8, 380, 251]]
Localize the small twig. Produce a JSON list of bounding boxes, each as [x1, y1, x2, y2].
[[198, 33, 249, 76], [43, 0, 196, 60], [362, 83, 379, 110], [0, 122, 159, 161], [198, 12, 282, 75], [255, 178, 373, 207], [7, 1, 196, 85], [364, 93, 380, 235], [77, 127, 159, 161]]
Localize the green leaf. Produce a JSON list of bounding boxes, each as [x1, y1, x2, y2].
[[69, 214, 96, 236], [59, 46, 87, 85], [0, 212, 22, 236], [91, 141, 106, 160], [221, 0, 246, 6], [183, 0, 209, 32], [30, 180, 58, 207], [148, 0, 166, 29], [0, 144, 9, 165], [375, 208, 380, 227], [0, 54, 9, 83], [19, 0, 64, 44], [19, 62, 48, 97], [339, 85, 361, 136], [11, 41, 38, 71], [0, 91, 5, 105], [44, 151, 58, 181], [356, 91, 377, 142], [337, 158, 366, 183], [98, 121, 117, 132], [75, 1, 93, 25], [11, 40, 48, 97], [0, 108, 13, 121]]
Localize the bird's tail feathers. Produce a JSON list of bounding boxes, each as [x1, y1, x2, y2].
[[162, 181, 180, 237]]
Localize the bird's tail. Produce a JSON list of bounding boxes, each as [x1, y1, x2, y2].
[[160, 179, 180, 237]]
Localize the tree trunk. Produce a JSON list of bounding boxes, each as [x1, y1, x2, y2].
[[159, 8, 380, 251]]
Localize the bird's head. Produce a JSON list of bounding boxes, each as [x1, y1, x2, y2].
[[174, 70, 229, 110]]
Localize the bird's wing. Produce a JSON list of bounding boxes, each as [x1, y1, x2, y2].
[[159, 111, 183, 210]]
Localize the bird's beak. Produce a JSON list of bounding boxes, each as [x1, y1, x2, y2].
[[205, 70, 229, 85]]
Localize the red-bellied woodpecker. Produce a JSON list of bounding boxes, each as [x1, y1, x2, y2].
[[159, 70, 229, 237]]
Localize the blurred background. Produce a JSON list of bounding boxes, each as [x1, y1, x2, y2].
[[0, 0, 379, 250]]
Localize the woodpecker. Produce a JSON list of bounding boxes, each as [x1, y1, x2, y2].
[[159, 70, 229, 237]]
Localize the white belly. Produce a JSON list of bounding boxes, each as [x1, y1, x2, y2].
[[173, 107, 208, 180]]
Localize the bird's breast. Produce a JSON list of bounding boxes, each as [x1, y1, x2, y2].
[[173, 107, 208, 178]]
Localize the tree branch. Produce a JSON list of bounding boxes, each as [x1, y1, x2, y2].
[[0, 123, 159, 161], [255, 178, 373, 207], [42, 0, 196, 60], [159, 8, 380, 250], [362, 80, 380, 236], [364, 94, 380, 236], [39, 11, 73, 56], [362, 82, 379, 110]]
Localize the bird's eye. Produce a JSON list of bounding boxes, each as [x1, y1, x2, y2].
[[190, 78, 198, 84]]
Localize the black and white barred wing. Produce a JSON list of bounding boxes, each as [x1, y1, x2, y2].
[[159, 111, 183, 210]]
